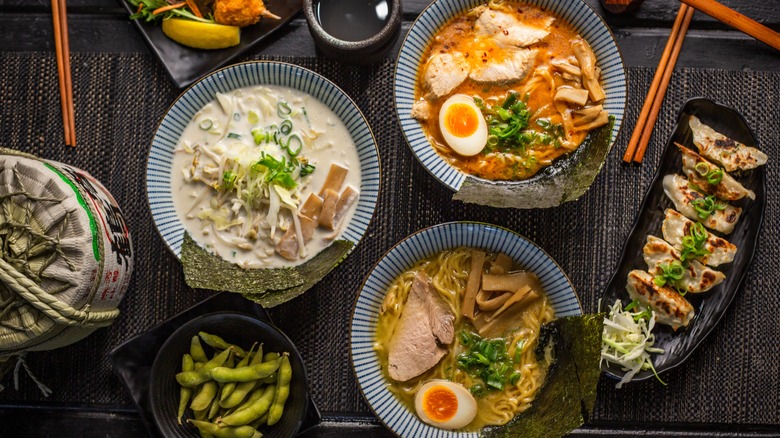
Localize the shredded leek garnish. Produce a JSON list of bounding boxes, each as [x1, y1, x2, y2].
[[601, 299, 665, 388]]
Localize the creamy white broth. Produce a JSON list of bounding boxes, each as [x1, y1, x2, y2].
[[171, 85, 361, 268]]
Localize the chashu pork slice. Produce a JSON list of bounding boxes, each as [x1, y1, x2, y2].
[[678, 143, 755, 201], [422, 52, 470, 99], [469, 48, 537, 84], [689, 115, 768, 172], [662, 209, 736, 267], [643, 235, 725, 294], [387, 271, 455, 382], [626, 270, 695, 330], [663, 174, 741, 235], [474, 9, 552, 47]]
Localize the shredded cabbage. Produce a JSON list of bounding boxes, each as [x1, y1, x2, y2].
[[601, 299, 665, 388]]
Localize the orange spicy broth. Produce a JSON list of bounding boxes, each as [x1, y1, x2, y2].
[[416, 2, 590, 181]]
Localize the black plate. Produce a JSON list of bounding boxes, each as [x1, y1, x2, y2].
[[118, 0, 302, 88], [109, 293, 321, 438], [600, 98, 766, 381], [149, 312, 312, 438]]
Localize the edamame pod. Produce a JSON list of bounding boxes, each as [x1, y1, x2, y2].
[[267, 354, 292, 426], [232, 387, 266, 413], [219, 345, 265, 408], [259, 372, 277, 385], [220, 385, 276, 426], [188, 419, 257, 438], [178, 354, 195, 424], [199, 332, 246, 357], [263, 352, 279, 362], [207, 395, 222, 420], [191, 380, 219, 411], [176, 347, 233, 388], [221, 343, 256, 403], [193, 408, 208, 421], [190, 335, 209, 363], [210, 357, 282, 383]]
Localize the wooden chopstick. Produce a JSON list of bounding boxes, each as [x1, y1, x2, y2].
[[623, 4, 693, 163], [632, 5, 695, 163], [51, 0, 76, 146], [679, 0, 780, 51]]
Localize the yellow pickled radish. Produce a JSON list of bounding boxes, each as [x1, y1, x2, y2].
[[161, 18, 240, 50]]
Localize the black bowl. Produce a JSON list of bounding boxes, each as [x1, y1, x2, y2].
[[149, 312, 311, 438]]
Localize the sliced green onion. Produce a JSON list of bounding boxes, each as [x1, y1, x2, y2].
[[227, 133, 241, 140], [691, 195, 723, 220], [233, 113, 240, 121], [248, 111, 259, 125], [284, 134, 303, 156], [300, 163, 316, 177], [706, 168, 724, 185], [252, 129, 264, 145], [199, 119, 213, 130], [694, 162, 709, 176], [277, 101, 292, 117], [280, 119, 293, 135], [221, 171, 236, 191]]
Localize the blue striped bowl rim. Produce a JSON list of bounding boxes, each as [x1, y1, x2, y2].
[[394, 0, 627, 191], [146, 61, 381, 261], [350, 221, 581, 437]]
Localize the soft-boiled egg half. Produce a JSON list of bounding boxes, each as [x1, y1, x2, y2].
[[414, 379, 478, 430], [438, 94, 488, 157]]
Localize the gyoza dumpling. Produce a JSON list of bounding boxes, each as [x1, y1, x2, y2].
[[643, 235, 725, 294], [663, 174, 741, 234], [689, 115, 768, 172], [677, 143, 755, 201], [662, 209, 736, 267], [626, 270, 694, 330]]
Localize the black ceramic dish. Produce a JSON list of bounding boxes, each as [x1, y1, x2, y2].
[[302, 0, 402, 64], [118, 0, 302, 88], [149, 312, 312, 438], [600, 98, 766, 382]]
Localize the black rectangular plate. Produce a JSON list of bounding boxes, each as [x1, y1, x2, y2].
[[118, 0, 302, 88], [599, 98, 766, 382]]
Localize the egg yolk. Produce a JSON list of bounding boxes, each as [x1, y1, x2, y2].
[[444, 103, 480, 138], [422, 385, 459, 422]]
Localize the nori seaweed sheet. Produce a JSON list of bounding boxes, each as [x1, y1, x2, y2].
[[453, 118, 615, 209], [180, 232, 353, 307], [482, 314, 605, 438]]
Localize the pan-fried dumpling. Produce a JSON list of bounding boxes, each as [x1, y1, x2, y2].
[[662, 209, 736, 267], [689, 115, 768, 172], [677, 143, 755, 201], [643, 235, 725, 294], [626, 270, 694, 330], [663, 174, 741, 234]]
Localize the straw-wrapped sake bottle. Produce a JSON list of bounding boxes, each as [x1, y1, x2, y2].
[[0, 148, 133, 361]]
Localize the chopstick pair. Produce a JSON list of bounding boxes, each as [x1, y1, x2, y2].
[[623, 4, 694, 164], [51, 0, 76, 147]]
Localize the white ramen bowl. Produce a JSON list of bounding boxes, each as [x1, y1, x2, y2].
[[350, 221, 582, 437], [394, 0, 627, 194], [146, 61, 380, 261]]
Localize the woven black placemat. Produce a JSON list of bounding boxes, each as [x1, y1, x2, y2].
[[0, 52, 777, 427]]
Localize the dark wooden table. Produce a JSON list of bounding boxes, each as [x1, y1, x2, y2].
[[0, 0, 779, 436]]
